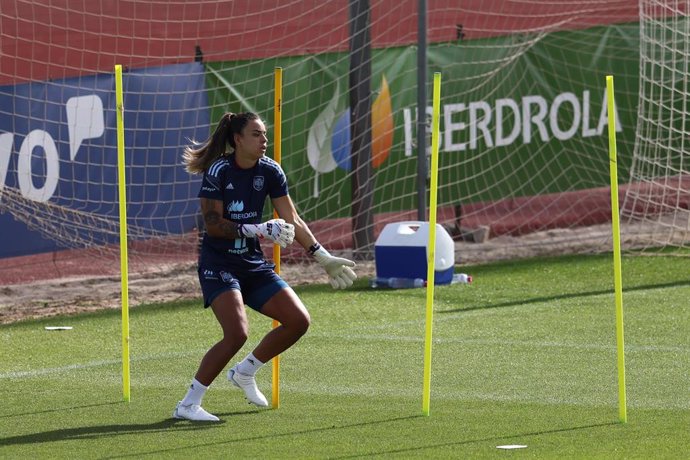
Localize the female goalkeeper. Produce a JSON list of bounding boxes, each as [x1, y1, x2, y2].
[[174, 112, 357, 421]]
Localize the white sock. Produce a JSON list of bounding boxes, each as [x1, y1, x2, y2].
[[181, 378, 208, 406], [237, 352, 264, 376]]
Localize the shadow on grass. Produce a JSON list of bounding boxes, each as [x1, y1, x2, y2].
[[101, 414, 421, 458], [438, 279, 690, 314], [98, 415, 621, 458], [0, 409, 265, 447], [0, 401, 122, 419], [330, 421, 620, 458]]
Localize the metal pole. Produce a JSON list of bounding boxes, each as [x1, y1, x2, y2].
[[349, 0, 374, 259], [416, 0, 428, 221]]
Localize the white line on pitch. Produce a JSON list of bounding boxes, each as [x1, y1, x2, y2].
[[0, 350, 199, 380]]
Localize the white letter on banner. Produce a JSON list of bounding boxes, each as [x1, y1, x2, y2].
[[469, 101, 493, 149], [522, 95, 549, 144], [444, 103, 466, 152], [17, 130, 60, 202], [0, 133, 13, 190], [495, 98, 521, 147], [66, 94, 105, 161], [426, 105, 441, 154], [550, 92, 581, 141], [582, 90, 597, 137], [403, 107, 414, 157]]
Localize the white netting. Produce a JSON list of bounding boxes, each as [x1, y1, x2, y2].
[[0, 1, 687, 287], [622, 0, 690, 250]]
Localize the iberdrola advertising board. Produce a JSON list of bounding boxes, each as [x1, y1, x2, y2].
[[205, 23, 641, 221]]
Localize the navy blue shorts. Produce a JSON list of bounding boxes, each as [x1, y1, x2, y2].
[[198, 262, 288, 311]]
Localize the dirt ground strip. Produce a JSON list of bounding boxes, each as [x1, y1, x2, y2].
[[0, 259, 377, 324], [0, 221, 685, 324]]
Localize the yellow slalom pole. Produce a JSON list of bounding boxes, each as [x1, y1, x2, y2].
[[114, 64, 131, 402], [606, 75, 627, 423], [271, 67, 283, 409], [422, 72, 441, 416]]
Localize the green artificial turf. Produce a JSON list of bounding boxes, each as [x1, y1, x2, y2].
[[1, 253, 688, 458]]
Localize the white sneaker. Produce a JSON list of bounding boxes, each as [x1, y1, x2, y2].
[[227, 365, 269, 407], [172, 401, 220, 422]]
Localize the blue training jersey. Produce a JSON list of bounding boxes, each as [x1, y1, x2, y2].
[[198, 153, 288, 270]]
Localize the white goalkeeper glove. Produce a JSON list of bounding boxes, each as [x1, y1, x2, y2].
[[311, 244, 357, 289], [238, 219, 295, 248]]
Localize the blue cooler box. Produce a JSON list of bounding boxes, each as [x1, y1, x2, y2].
[[374, 221, 455, 285]]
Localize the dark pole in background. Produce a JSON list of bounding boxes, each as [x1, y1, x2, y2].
[[349, 0, 374, 259], [416, 0, 428, 221]]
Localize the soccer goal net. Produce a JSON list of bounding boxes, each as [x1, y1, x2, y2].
[[0, 1, 687, 285], [622, 0, 690, 252]]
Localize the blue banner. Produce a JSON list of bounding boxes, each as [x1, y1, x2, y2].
[[0, 62, 209, 258]]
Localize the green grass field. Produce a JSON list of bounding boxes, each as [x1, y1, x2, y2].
[[1, 253, 688, 459]]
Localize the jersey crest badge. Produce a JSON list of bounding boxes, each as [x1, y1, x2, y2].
[[253, 176, 264, 191]]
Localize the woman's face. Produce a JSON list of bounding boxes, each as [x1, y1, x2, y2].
[[234, 118, 268, 162]]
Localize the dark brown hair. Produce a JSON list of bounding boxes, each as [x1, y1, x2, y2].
[[183, 112, 261, 174]]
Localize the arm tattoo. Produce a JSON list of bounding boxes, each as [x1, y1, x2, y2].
[[204, 209, 221, 226], [219, 220, 238, 238], [203, 209, 240, 238]]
